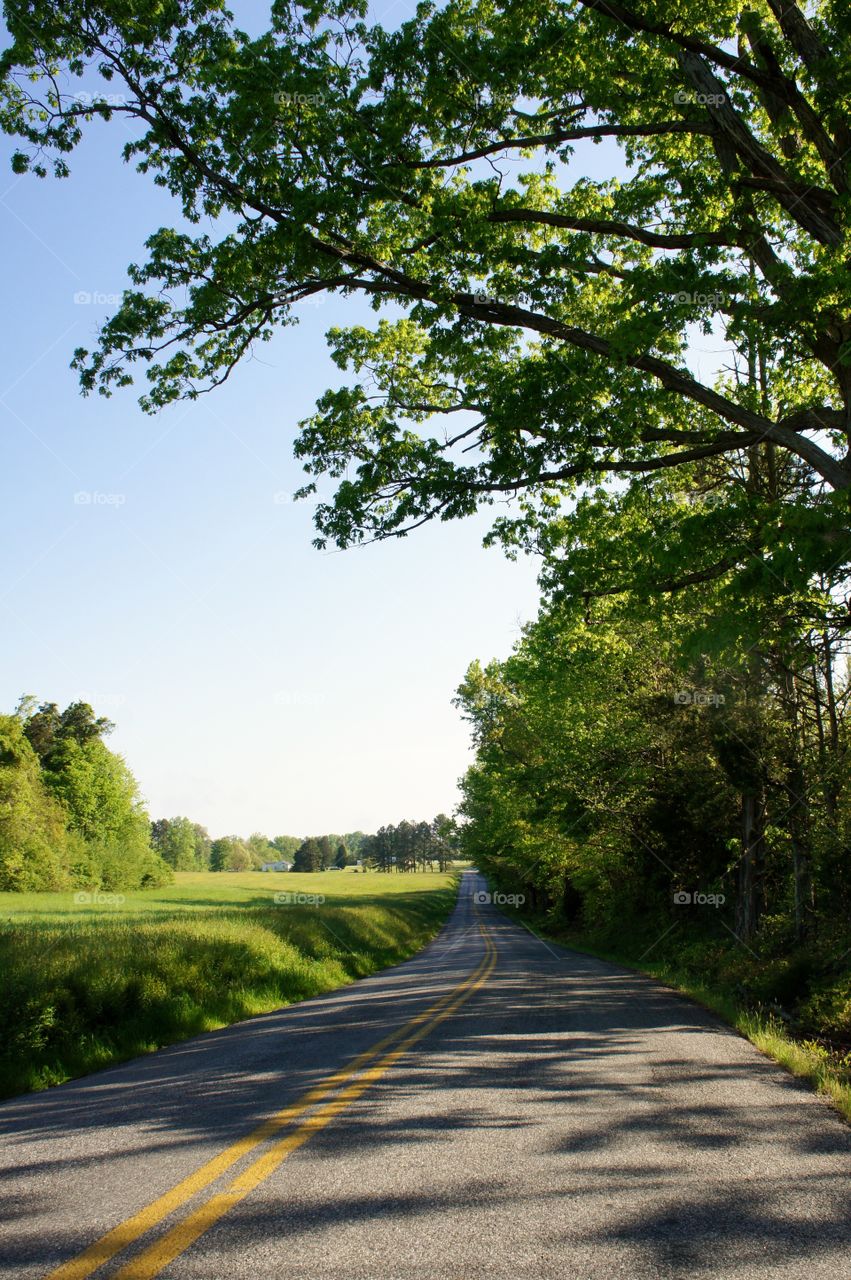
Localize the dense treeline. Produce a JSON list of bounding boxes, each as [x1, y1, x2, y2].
[[151, 826, 367, 873], [358, 817, 459, 873], [457, 463, 851, 1041], [0, 699, 171, 891], [458, 600, 850, 939]]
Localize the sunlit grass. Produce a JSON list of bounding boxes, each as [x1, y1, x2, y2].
[[0, 870, 459, 1098]]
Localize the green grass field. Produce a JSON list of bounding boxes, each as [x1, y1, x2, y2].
[[0, 869, 459, 1099]]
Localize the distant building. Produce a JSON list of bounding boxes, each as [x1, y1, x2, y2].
[[261, 860, 293, 872]]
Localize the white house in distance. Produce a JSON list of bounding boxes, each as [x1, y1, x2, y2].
[[261, 860, 293, 872]]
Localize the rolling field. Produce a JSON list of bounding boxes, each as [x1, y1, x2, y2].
[[0, 870, 459, 1098]]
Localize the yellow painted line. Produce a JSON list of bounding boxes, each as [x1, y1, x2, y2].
[[114, 930, 497, 1279], [44, 923, 493, 1280]]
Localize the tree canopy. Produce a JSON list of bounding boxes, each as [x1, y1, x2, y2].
[[1, 699, 172, 891], [1, 0, 848, 603]]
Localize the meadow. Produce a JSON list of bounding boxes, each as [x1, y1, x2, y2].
[[0, 869, 459, 1098]]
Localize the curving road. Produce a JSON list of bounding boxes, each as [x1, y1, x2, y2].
[[1, 871, 850, 1279]]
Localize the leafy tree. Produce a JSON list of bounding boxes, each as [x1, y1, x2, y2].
[[152, 816, 200, 871], [431, 814, 458, 871], [271, 834, 301, 859], [335, 842, 349, 868], [209, 837, 232, 872], [192, 822, 212, 868], [313, 835, 332, 870], [21, 699, 114, 763], [0, 715, 73, 890], [293, 837, 322, 872], [210, 835, 252, 872], [246, 832, 276, 868], [2, 0, 849, 591]]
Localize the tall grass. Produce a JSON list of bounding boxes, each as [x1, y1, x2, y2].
[[0, 871, 458, 1098]]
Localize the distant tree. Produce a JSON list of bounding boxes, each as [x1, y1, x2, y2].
[[152, 816, 198, 871], [209, 837, 231, 872], [271, 834, 300, 859], [412, 820, 433, 871], [335, 843, 349, 869], [210, 835, 251, 871], [358, 834, 378, 871], [372, 827, 395, 873], [316, 835, 334, 870], [431, 814, 458, 872], [150, 818, 171, 856], [246, 832, 275, 869], [192, 823, 212, 868], [293, 837, 321, 873]]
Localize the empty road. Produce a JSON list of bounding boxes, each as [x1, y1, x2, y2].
[[1, 871, 850, 1279]]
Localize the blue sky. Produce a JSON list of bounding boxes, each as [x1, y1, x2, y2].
[[0, 16, 549, 838]]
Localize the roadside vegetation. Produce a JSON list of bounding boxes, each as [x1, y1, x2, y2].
[[0, 870, 459, 1099], [457, 581, 851, 1122]]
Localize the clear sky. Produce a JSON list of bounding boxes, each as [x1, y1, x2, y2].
[[0, 5, 554, 839]]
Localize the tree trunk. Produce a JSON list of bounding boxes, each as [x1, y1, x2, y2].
[[736, 787, 765, 942]]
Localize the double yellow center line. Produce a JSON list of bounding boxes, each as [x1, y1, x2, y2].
[[47, 921, 496, 1280]]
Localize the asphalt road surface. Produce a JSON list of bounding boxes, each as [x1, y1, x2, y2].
[[2, 871, 850, 1279]]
